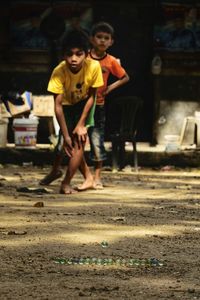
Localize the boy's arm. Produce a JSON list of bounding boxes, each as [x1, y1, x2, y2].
[[103, 73, 130, 96], [54, 94, 73, 157], [73, 87, 97, 145]]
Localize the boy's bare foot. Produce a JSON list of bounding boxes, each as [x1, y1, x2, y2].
[[77, 177, 94, 191], [93, 180, 104, 190], [59, 184, 77, 194], [39, 170, 63, 185]]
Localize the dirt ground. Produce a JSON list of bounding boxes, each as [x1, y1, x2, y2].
[[0, 164, 200, 300]]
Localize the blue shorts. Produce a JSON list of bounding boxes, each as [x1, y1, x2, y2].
[[88, 105, 107, 162]]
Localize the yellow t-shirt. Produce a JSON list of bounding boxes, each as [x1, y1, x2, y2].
[[47, 58, 104, 105]]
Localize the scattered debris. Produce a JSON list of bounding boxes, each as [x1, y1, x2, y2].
[[16, 187, 53, 193], [1, 230, 27, 235], [33, 201, 44, 207], [111, 216, 126, 222], [175, 185, 192, 190]]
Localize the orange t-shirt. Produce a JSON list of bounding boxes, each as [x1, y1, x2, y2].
[[89, 52, 126, 105]]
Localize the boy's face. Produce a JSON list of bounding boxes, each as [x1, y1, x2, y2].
[[64, 48, 87, 73], [91, 31, 113, 51]]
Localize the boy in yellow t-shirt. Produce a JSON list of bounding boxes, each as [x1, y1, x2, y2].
[[42, 29, 103, 194]]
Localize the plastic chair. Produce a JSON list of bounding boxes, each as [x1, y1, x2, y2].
[[110, 96, 143, 172]]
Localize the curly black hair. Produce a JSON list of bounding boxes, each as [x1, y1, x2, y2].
[[62, 29, 90, 55]]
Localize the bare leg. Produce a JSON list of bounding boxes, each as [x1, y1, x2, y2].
[[60, 143, 84, 194], [40, 153, 63, 185], [77, 156, 94, 191], [93, 160, 104, 189]]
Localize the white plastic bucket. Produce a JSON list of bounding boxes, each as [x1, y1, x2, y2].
[[0, 118, 9, 147], [164, 135, 180, 152], [13, 118, 38, 149]]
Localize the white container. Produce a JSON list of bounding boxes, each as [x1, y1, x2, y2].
[[195, 111, 200, 118], [0, 118, 9, 147], [164, 135, 180, 152], [13, 118, 38, 149]]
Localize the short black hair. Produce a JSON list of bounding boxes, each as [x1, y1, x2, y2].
[[62, 29, 90, 55], [90, 22, 114, 38]]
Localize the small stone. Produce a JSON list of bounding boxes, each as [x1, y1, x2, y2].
[[33, 202, 44, 207], [3, 230, 27, 235]]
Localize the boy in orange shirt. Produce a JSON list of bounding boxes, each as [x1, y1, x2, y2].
[[86, 22, 129, 189]]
